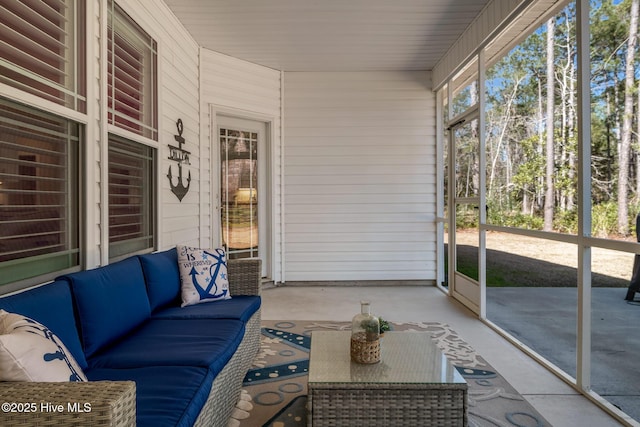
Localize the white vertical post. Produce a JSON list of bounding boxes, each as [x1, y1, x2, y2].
[[99, 0, 110, 266], [436, 87, 445, 288], [447, 83, 455, 295], [280, 70, 286, 284], [576, 0, 592, 392], [478, 50, 487, 320], [198, 47, 205, 249], [84, 0, 99, 268]]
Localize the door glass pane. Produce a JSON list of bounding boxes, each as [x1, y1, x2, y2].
[[455, 120, 479, 198], [455, 203, 479, 281], [220, 128, 258, 259]]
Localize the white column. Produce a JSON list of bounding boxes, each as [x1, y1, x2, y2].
[[478, 50, 487, 320], [576, 0, 592, 392]]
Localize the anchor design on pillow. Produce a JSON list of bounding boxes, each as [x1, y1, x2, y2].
[[188, 248, 229, 301], [18, 319, 84, 382]]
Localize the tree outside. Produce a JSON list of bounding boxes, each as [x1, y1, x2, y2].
[[453, 0, 640, 239]]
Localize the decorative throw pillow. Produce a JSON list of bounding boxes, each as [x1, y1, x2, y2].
[[0, 310, 87, 382], [177, 245, 232, 307]]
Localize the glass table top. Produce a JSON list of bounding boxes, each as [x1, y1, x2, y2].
[[308, 331, 466, 385]]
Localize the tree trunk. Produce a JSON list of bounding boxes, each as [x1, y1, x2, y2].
[[538, 75, 545, 212], [544, 18, 555, 231], [567, 38, 576, 212], [618, 0, 639, 235], [470, 81, 480, 197], [637, 84, 640, 197]]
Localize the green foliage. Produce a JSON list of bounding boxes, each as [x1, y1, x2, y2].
[[455, 205, 479, 229], [487, 208, 544, 230], [378, 317, 390, 334], [554, 209, 578, 234], [479, 0, 639, 238], [592, 201, 619, 237], [484, 201, 640, 238], [360, 318, 379, 334]]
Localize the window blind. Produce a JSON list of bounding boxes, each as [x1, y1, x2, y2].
[[107, 1, 157, 140], [0, 97, 80, 285], [108, 135, 155, 260], [0, 0, 86, 111]]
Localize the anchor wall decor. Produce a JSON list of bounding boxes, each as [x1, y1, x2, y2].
[[167, 118, 191, 201]]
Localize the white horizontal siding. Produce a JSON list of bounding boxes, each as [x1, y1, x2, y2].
[[283, 71, 436, 282], [84, 0, 201, 264], [126, 1, 201, 251], [200, 49, 283, 281]]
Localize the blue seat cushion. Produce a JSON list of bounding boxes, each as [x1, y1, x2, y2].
[[87, 319, 244, 376], [59, 256, 151, 359], [87, 366, 214, 427], [152, 296, 261, 322], [138, 248, 180, 312], [0, 280, 87, 370]]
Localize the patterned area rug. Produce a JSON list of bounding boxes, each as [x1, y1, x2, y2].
[[228, 321, 552, 427]]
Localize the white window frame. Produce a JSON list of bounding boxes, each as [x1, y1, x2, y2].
[[107, 134, 156, 262], [107, 0, 158, 141], [0, 0, 86, 112], [0, 97, 83, 292]]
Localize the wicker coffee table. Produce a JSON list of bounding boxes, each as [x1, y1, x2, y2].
[[308, 331, 468, 427]]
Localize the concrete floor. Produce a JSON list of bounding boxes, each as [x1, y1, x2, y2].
[[487, 287, 640, 425], [260, 285, 629, 427]]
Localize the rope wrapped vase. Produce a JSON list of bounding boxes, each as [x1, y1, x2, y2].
[[350, 301, 381, 364]]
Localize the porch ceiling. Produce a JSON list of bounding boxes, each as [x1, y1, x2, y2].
[[163, 0, 491, 72]]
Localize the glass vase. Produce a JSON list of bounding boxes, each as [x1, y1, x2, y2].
[[350, 301, 381, 364]]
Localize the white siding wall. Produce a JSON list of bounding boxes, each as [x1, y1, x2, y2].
[[103, 0, 201, 260], [200, 49, 283, 281], [96, 3, 284, 279], [283, 71, 436, 282]]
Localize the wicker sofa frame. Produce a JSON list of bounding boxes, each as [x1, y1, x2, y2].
[[0, 258, 262, 427]]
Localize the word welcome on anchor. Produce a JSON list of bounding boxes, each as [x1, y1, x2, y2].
[[167, 118, 191, 201]]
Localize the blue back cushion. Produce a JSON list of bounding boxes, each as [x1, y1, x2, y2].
[[138, 248, 180, 312], [60, 257, 151, 358], [0, 280, 88, 369]]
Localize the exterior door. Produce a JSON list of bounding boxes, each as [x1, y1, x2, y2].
[[448, 112, 481, 313], [217, 116, 268, 276]]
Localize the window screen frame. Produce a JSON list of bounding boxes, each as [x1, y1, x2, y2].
[[0, 97, 83, 290], [107, 0, 158, 141], [0, 0, 87, 112], [107, 134, 156, 262]]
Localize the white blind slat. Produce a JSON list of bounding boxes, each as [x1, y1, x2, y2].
[[108, 134, 155, 259], [0, 41, 68, 81], [0, 0, 84, 111], [0, 99, 80, 284], [107, 0, 156, 140]]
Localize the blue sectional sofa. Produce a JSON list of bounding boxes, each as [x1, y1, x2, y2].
[[0, 248, 262, 427]]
